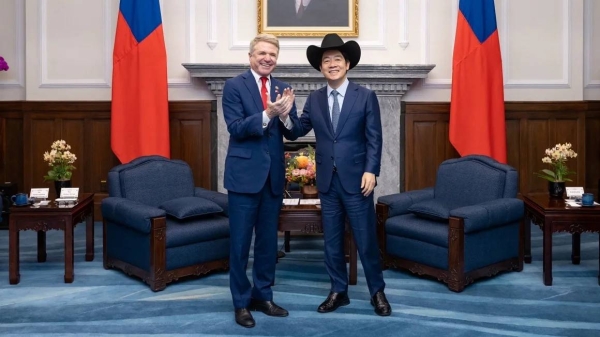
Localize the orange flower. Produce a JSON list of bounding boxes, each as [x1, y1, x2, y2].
[[296, 155, 309, 169]]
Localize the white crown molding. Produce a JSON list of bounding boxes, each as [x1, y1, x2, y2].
[[207, 0, 218, 50], [398, 0, 409, 49], [229, 0, 386, 50], [0, 0, 25, 88], [584, 0, 600, 88], [39, 0, 111, 88], [504, 0, 571, 89]]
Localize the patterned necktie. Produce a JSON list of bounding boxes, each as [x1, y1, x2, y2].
[[260, 76, 268, 109], [331, 90, 341, 134]]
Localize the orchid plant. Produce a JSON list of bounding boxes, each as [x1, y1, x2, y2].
[[0, 56, 9, 71], [43, 140, 77, 181], [535, 143, 578, 182]]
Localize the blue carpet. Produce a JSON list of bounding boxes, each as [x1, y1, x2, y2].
[[0, 222, 599, 336]]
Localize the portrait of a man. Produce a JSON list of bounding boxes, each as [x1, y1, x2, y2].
[[259, 0, 358, 37], [267, 0, 349, 27]]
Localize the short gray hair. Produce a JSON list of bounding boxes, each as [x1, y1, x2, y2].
[[249, 34, 280, 54]]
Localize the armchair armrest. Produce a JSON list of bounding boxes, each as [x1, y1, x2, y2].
[[194, 187, 229, 217], [101, 197, 166, 234], [450, 198, 524, 233], [377, 188, 434, 217]]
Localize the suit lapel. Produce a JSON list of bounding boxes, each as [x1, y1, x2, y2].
[[335, 82, 358, 136], [242, 70, 264, 113], [318, 87, 334, 136]]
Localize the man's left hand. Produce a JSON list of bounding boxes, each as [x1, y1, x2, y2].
[[361, 172, 376, 197]]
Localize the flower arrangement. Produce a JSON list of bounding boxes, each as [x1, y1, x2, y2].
[[43, 140, 77, 181], [535, 142, 577, 182], [285, 145, 316, 186], [0, 56, 8, 71]]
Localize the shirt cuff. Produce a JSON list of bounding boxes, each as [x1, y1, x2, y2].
[[262, 111, 269, 129], [280, 116, 293, 130]]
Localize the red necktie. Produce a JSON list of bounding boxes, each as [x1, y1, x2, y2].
[[260, 76, 269, 109]]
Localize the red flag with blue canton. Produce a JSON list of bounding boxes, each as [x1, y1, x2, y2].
[[449, 0, 506, 163], [111, 0, 170, 164]]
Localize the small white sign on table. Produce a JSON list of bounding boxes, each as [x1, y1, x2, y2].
[[566, 187, 585, 199], [60, 187, 79, 199], [30, 188, 49, 199]]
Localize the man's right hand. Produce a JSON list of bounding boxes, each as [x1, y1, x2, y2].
[[266, 88, 294, 118]]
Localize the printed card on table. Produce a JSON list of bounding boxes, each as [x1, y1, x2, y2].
[[60, 187, 79, 199], [30, 188, 49, 199]]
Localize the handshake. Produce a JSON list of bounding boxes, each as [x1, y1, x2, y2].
[[266, 87, 295, 122]]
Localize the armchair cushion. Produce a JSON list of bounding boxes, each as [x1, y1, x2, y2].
[[450, 198, 524, 233], [377, 188, 434, 217], [194, 187, 229, 217], [102, 197, 166, 234], [408, 199, 450, 221], [159, 197, 223, 220]]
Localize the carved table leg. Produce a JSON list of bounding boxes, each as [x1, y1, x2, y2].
[[571, 233, 581, 265], [37, 231, 47, 262], [85, 212, 94, 261], [9, 223, 20, 285], [64, 220, 74, 283], [524, 218, 532, 263], [284, 231, 291, 252], [542, 220, 553, 286]]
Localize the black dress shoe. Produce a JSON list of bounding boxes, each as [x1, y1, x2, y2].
[[370, 291, 392, 316], [317, 292, 350, 313], [235, 308, 255, 328], [249, 299, 289, 317]]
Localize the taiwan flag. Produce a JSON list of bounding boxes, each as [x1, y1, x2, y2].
[[111, 0, 170, 164], [449, 0, 506, 163]]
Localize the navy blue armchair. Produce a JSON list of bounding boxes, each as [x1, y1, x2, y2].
[[376, 155, 524, 292], [102, 156, 230, 291]]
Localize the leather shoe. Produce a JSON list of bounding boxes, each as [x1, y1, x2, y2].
[[370, 291, 392, 316], [235, 308, 255, 328], [317, 292, 350, 313], [249, 299, 289, 317]]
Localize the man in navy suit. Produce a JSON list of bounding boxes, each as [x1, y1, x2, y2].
[[222, 33, 302, 328], [297, 33, 391, 316]]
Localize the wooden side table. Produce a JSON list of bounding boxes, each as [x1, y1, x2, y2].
[[279, 203, 358, 285], [523, 194, 600, 286], [9, 193, 95, 284]]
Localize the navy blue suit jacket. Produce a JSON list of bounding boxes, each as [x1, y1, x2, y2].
[[222, 70, 301, 195], [298, 81, 382, 194]]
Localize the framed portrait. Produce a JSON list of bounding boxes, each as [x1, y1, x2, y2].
[[258, 0, 358, 37]]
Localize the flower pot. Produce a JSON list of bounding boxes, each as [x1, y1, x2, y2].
[[301, 185, 318, 199], [54, 180, 71, 198], [548, 181, 565, 199]]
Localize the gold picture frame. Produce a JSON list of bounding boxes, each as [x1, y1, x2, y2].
[[258, 0, 359, 37]]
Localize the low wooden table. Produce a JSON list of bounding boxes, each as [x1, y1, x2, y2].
[[279, 203, 358, 285], [9, 193, 95, 284], [523, 194, 600, 286]]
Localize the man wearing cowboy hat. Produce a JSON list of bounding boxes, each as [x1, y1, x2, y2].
[[296, 33, 391, 316]]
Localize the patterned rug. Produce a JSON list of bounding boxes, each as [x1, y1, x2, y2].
[[0, 222, 599, 336]]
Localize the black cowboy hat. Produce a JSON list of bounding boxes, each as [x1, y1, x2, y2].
[[306, 33, 361, 71]]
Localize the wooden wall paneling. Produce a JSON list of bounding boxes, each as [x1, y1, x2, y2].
[[168, 101, 216, 190], [0, 103, 24, 190], [585, 102, 600, 194], [505, 117, 521, 190], [403, 102, 590, 196], [404, 103, 458, 191]]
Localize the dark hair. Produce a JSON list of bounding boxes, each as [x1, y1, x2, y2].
[[320, 50, 350, 64]]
